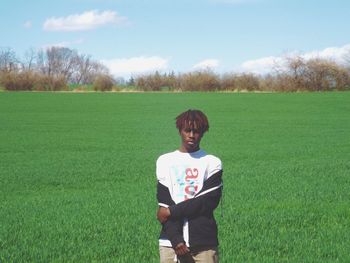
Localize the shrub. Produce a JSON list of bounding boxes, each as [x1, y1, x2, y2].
[[135, 73, 162, 91], [275, 56, 350, 91], [304, 59, 350, 91], [93, 74, 114, 91], [221, 73, 260, 91], [221, 73, 236, 91], [1, 71, 35, 91], [134, 71, 178, 91], [33, 74, 68, 91], [178, 70, 220, 91], [234, 73, 260, 91], [0, 71, 68, 91]]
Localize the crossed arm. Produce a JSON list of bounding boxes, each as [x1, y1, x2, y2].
[[156, 170, 223, 254]]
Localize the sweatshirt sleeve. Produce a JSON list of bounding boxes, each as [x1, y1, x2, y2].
[[156, 157, 185, 248], [168, 169, 223, 220], [157, 181, 185, 248]]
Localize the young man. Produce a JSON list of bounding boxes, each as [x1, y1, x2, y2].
[[156, 109, 223, 263]]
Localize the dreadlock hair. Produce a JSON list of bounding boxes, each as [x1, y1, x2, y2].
[[175, 109, 209, 134]]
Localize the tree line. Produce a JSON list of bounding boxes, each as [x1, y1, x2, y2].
[[1, 46, 350, 92], [0, 46, 110, 91], [135, 55, 350, 92]]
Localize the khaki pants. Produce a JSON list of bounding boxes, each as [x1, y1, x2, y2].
[[159, 246, 219, 263]]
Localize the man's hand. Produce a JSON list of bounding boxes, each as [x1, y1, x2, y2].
[[174, 242, 190, 256], [157, 206, 171, 223]]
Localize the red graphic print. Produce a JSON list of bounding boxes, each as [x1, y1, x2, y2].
[[184, 168, 199, 200]]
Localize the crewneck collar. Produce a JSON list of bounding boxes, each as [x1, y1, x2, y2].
[[176, 149, 203, 156]]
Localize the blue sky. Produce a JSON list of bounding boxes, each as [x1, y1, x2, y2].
[[1, 0, 350, 78]]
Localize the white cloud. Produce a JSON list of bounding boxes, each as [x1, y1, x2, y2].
[[238, 44, 350, 75], [101, 56, 169, 78], [43, 10, 128, 32], [301, 44, 350, 63], [240, 56, 283, 75], [23, 20, 32, 29], [42, 39, 85, 49], [192, 59, 220, 70]]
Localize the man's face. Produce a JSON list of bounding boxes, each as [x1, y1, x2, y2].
[[179, 124, 203, 153]]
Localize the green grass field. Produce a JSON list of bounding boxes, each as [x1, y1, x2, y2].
[[1, 92, 349, 262]]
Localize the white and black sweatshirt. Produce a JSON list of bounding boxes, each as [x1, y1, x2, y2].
[[156, 149, 223, 250]]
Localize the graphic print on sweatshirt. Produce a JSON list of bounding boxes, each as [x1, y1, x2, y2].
[[156, 149, 222, 205], [170, 164, 200, 201]]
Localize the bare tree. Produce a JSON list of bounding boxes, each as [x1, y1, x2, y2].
[[285, 55, 307, 89], [36, 49, 47, 75], [305, 58, 350, 91], [47, 46, 79, 80], [72, 54, 92, 84], [82, 60, 109, 84], [72, 54, 109, 84], [0, 47, 18, 73], [35, 46, 79, 81], [35, 46, 110, 84], [21, 47, 37, 71]]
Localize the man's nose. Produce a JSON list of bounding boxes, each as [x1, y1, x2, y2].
[[189, 130, 194, 137]]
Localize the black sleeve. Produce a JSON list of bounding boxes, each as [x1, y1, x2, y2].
[[157, 182, 185, 248], [157, 181, 175, 207], [161, 219, 184, 248], [168, 170, 223, 220]]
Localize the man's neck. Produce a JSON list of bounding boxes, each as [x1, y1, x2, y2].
[[178, 146, 200, 153]]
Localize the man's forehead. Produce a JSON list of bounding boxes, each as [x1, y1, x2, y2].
[[183, 120, 199, 129]]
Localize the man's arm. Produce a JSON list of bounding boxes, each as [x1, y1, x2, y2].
[[168, 170, 223, 220], [157, 181, 186, 249]]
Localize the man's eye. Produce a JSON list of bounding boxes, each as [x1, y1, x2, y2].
[[184, 128, 200, 134]]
